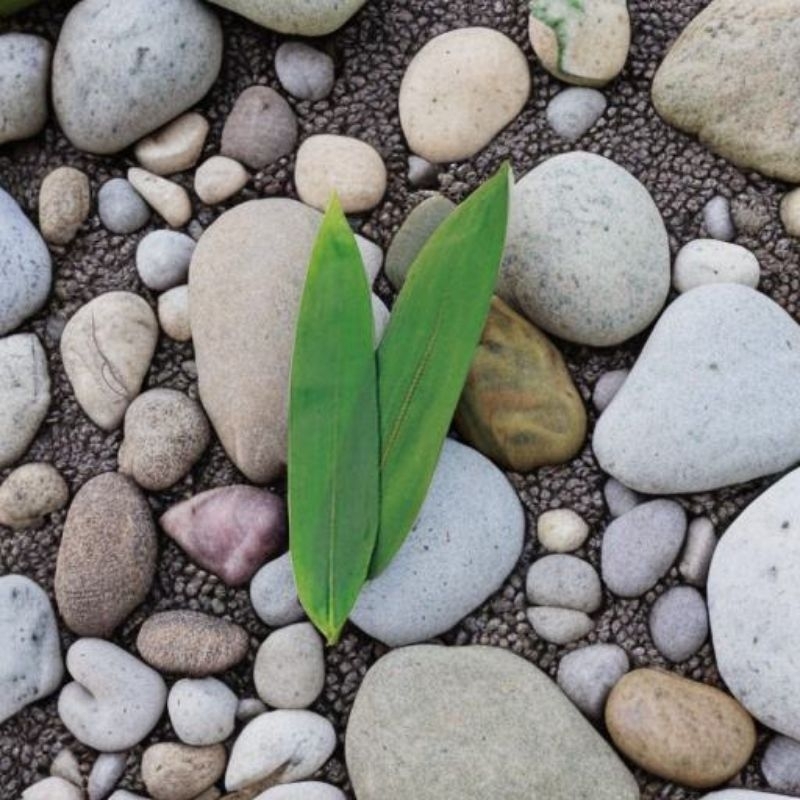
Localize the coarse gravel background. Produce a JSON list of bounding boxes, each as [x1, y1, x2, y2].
[[0, 0, 794, 796]]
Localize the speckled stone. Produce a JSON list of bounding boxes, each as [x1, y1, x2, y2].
[[38, 166, 91, 245], [527, 555, 601, 613], [673, 239, 759, 293], [649, 586, 708, 662], [168, 678, 238, 746], [206, 0, 368, 35], [142, 742, 226, 800], [275, 42, 335, 101], [0, 33, 51, 146], [0, 462, 68, 529], [546, 87, 607, 140]]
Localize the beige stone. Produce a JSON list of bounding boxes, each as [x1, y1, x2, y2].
[[142, 743, 226, 800], [134, 112, 209, 176], [195, 155, 249, 205], [128, 167, 192, 227], [780, 189, 800, 237], [158, 285, 192, 341], [38, 166, 91, 244], [0, 462, 68, 529]]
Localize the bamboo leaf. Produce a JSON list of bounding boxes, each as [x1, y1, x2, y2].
[[370, 163, 512, 577], [288, 196, 380, 644]]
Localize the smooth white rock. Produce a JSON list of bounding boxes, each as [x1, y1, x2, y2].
[[157, 285, 191, 342], [0, 34, 51, 146], [701, 793, 794, 800], [250, 553, 305, 627], [547, 88, 607, 140], [526, 606, 594, 644], [168, 677, 238, 746], [275, 42, 335, 101], [237, 697, 268, 722], [88, 752, 127, 800], [703, 195, 735, 241], [22, 777, 83, 800], [603, 478, 641, 518], [194, 156, 249, 205], [649, 586, 708, 662], [257, 784, 345, 800], [526, 555, 601, 613], [136, 230, 196, 291], [134, 112, 209, 176], [673, 239, 759, 293], [557, 643, 629, 721], [762, 735, 800, 794], [536, 508, 589, 553], [592, 369, 628, 413], [128, 168, 192, 228], [371, 294, 390, 345], [50, 748, 83, 787], [97, 179, 149, 235], [205, 0, 367, 36]]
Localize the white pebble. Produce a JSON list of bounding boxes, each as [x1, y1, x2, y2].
[[536, 508, 589, 553], [603, 478, 641, 518], [275, 42, 335, 101], [134, 112, 209, 176], [23, 777, 83, 800], [158, 285, 191, 342], [781, 188, 800, 237], [168, 677, 238, 746], [593, 369, 628, 412], [136, 230, 195, 291], [372, 294, 390, 345], [762, 735, 800, 794], [649, 586, 708, 662], [88, 752, 127, 800], [258, 784, 346, 800], [526, 555, 601, 613], [526, 606, 594, 645], [195, 156, 249, 205], [673, 239, 759, 293], [128, 167, 191, 228], [250, 552, 305, 628], [703, 195, 735, 241], [546, 87, 607, 141], [678, 516, 717, 587], [50, 748, 83, 787]]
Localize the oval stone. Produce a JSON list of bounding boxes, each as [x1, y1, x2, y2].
[[206, 0, 367, 35]]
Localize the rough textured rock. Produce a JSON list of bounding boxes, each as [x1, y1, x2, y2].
[[347, 645, 638, 799], [206, 0, 368, 35], [134, 113, 209, 176], [0, 33, 50, 146], [55, 473, 157, 637], [142, 743, 226, 800], [0, 462, 68, 529], [455, 297, 586, 472], [38, 166, 91, 245]]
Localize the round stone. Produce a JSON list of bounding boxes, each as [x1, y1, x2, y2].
[[762, 736, 800, 794], [526, 555, 601, 613], [526, 606, 594, 645], [603, 478, 641, 518], [157, 285, 191, 342], [38, 166, 91, 245], [97, 179, 149, 234], [87, 753, 126, 800], [275, 41, 334, 101], [142, 743, 226, 800], [649, 586, 709, 662], [0, 462, 68, 529], [546, 87, 607, 140], [136, 230, 195, 291], [205, 0, 367, 36], [249, 553, 305, 628], [22, 778, 82, 800], [194, 156, 249, 206], [703, 195, 735, 241], [673, 239, 759, 293], [557, 643, 629, 721], [0, 33, 50, 146], [536, 508, 590, 553], [134, 112, 209, 176], [168, 678, 238, 746]]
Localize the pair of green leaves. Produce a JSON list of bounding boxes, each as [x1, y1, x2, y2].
[[289, 163, 512, 644]]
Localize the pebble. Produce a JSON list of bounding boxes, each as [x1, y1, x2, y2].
[[142, 743, 226, 800], [557, 644, 629, 721], [225, 710, 337, 791], [236, 697, 267, 722], [0, 187, 52, 336], [407, 156, 440, 188], [208, 0, 366, 35], [0, 575, 63, 725], [118, 388, 210, 490], [39, 166, 91, 245], [61, 291, 158, 430], [97, 179, 150, 234], [732, 194, 772, 236], [88, 752, 127, 800], [371, 294, 390, 345], [399, 27, 530, 163], [23, 778, 82, 800], [135, 230, 196, 291], [59, 638, 167, 751], [51, 748, 83, 787], [157, 285, 192, 342], [595, 284, 800, 493], [603, 478, 642, 518], [109, 793, 148, 800], [606, 669, 756, 789], [128, 168, 192, 228], [385, 193, 454, 290], [194, 156, 249, 205], [700, 793, 795, 800], [249, 552, 305, 627], [275, 42, 334, 101], [55, 473, 156, 636], [52, 0, 222, 154], [762, 735, 800, 794], [526, 606, 594, 645], [708, 465, 800, 739], [294, 134, 387, 213], [649, 586, 708, 662], [160, 485, 286, 586], [703, 196, 735, 241], [190, 198, 381, 483], [168, 678, 238, 746], [0, 335, 50, 469], [780, 188, 800, 237], [546, 87, 607, 140], [673, 239, 759, 293], [254, 623, 324, 709], [593, 369, 628, 413], [258, 785, 345, 800], [351, 439, 524, 646], [601, 500, 686, 598], [347, 645, 638, 799], [499, 152, 670, 346], [679, 517, 717, 587], [137, 610, 249, 676], [652, 0, 800, 181], [134, 112, 209, 176], [527, 555, 601, 613], [455, 297, 586, 471], [536, 508, 590, 553], [221, 86, 298, 170], [0, 33, 50, 145]]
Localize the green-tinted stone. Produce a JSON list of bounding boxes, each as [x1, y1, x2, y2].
[[455, 296, 586, 472]]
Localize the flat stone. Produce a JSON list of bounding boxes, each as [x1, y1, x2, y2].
[[0, 33, 50, 145], [557, 643, 629, 721], [673, 239, 759, 293], [195, 156, 249, 205], [652, 0, 800, 182], [88, 752, 126, 800], [526, 555, 601, 612], [157, 285, 191, 342], [58, 638, 167, 751], [593, 369, 628, 412], [594, 284, 800, 493], [168, 678, 238, 746], [0, 462, 68, 529], [249, 552, 305, 628], [206, 0, 367, 35], [55, 473, 157, 637], [399, 27, 530, 163], [350, 439, 524, 646], [546, 87, 607, 140], [679, 517, 717, 587], [0, 575, 63, 725], [0, 187, 52, 335], [135, 230, 195, 291], [137, 610, 249, 676], [61, 291, 158, 431], [142, 743, 226, 800], [160, 485, 286, 586], [455, 297, 586, 471], [499, 152, 670, 346], [708, 465, 800, 739], [703, 196, 735, 241], [601, 500, 686, 598], [346, 645, 639, 800], [295, 134, 387, 213], [23, 778, 82, 800], [762, 736, 800, 794], [536, 508, 590, 553], [649, 586, 708, 662], [275, 42, 334, 101], [0, 334, 50, 469], [134, 112, 209, 176], [52, 0, 222, 154], [39, 166, 91, 245], [97, 179, 149, 234], [526, 606, 594, 645], [606, 669, 756, 789], [128, 168, 192, 228]]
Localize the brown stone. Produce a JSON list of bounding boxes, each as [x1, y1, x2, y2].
[[142, 742, 226, 800], [55, 472, 156, 636], [605, 668, 756, 789], [137, 610, 249, 676], [455, 297, 587, 472]]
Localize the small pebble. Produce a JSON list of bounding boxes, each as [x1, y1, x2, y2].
[[649, 586, 709, 662], [526, 555, 601, 613], [237, 697, 268, 722], [275, 42, 335, 101], [142, 742, 226, 800], [679, 517, 717, 588], [762, 735, 800, 794], [168, 678, 238, 746], [128, 167, 192, 228], [50, 747, 83, 787], [39, 166, 91, 245], [158, 285, 192, 342], [603, 478, 641, 518], [254, 623, 325, 709], [22, 777, 82, 800], [732, 193, 771, 235], [0, 33, 51, 145], [134, 112, 209, 176], [703, 195, 735, 241], [780, 188, 800, 237], [407, 155, 440, 188], [88, 752, 127, 800], [249, 552, 305, 628], [673, 239, 760, 293], [135, 230, 196, 291], [97, 178, 149, 234], [536, 508, 590, 553], [194, 156, 249, 205], [557, 643, 629, 721], [295, 134, 387, 213], [0, 462, 68, 529], [526, 606, 594, 645], [372, 294, 390, 345], [259, 785, 346, 800], [109, 793, 148, 800], [593, 369, 628, 412], [546, 87, 607, 140]]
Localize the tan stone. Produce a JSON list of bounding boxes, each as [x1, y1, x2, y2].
[[128, 167, 192, 227], [158, 285, 192, 342], [0, 462, 68, 529], [134, 112, 209, 176], [142, 743, 226, 800], [195, 156, 249, 205], [38, 166, 91, 244], [455, 297, 586, 472], [606, 668, 757, 789]]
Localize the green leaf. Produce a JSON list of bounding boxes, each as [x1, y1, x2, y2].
[[370, 163, 512, 577], [0, 0, 40, 15], [288, 195, 380, 644]]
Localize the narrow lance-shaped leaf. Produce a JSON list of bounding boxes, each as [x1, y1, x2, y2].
[[370, 162, 512, 577], [288, 195, 380, 644]]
